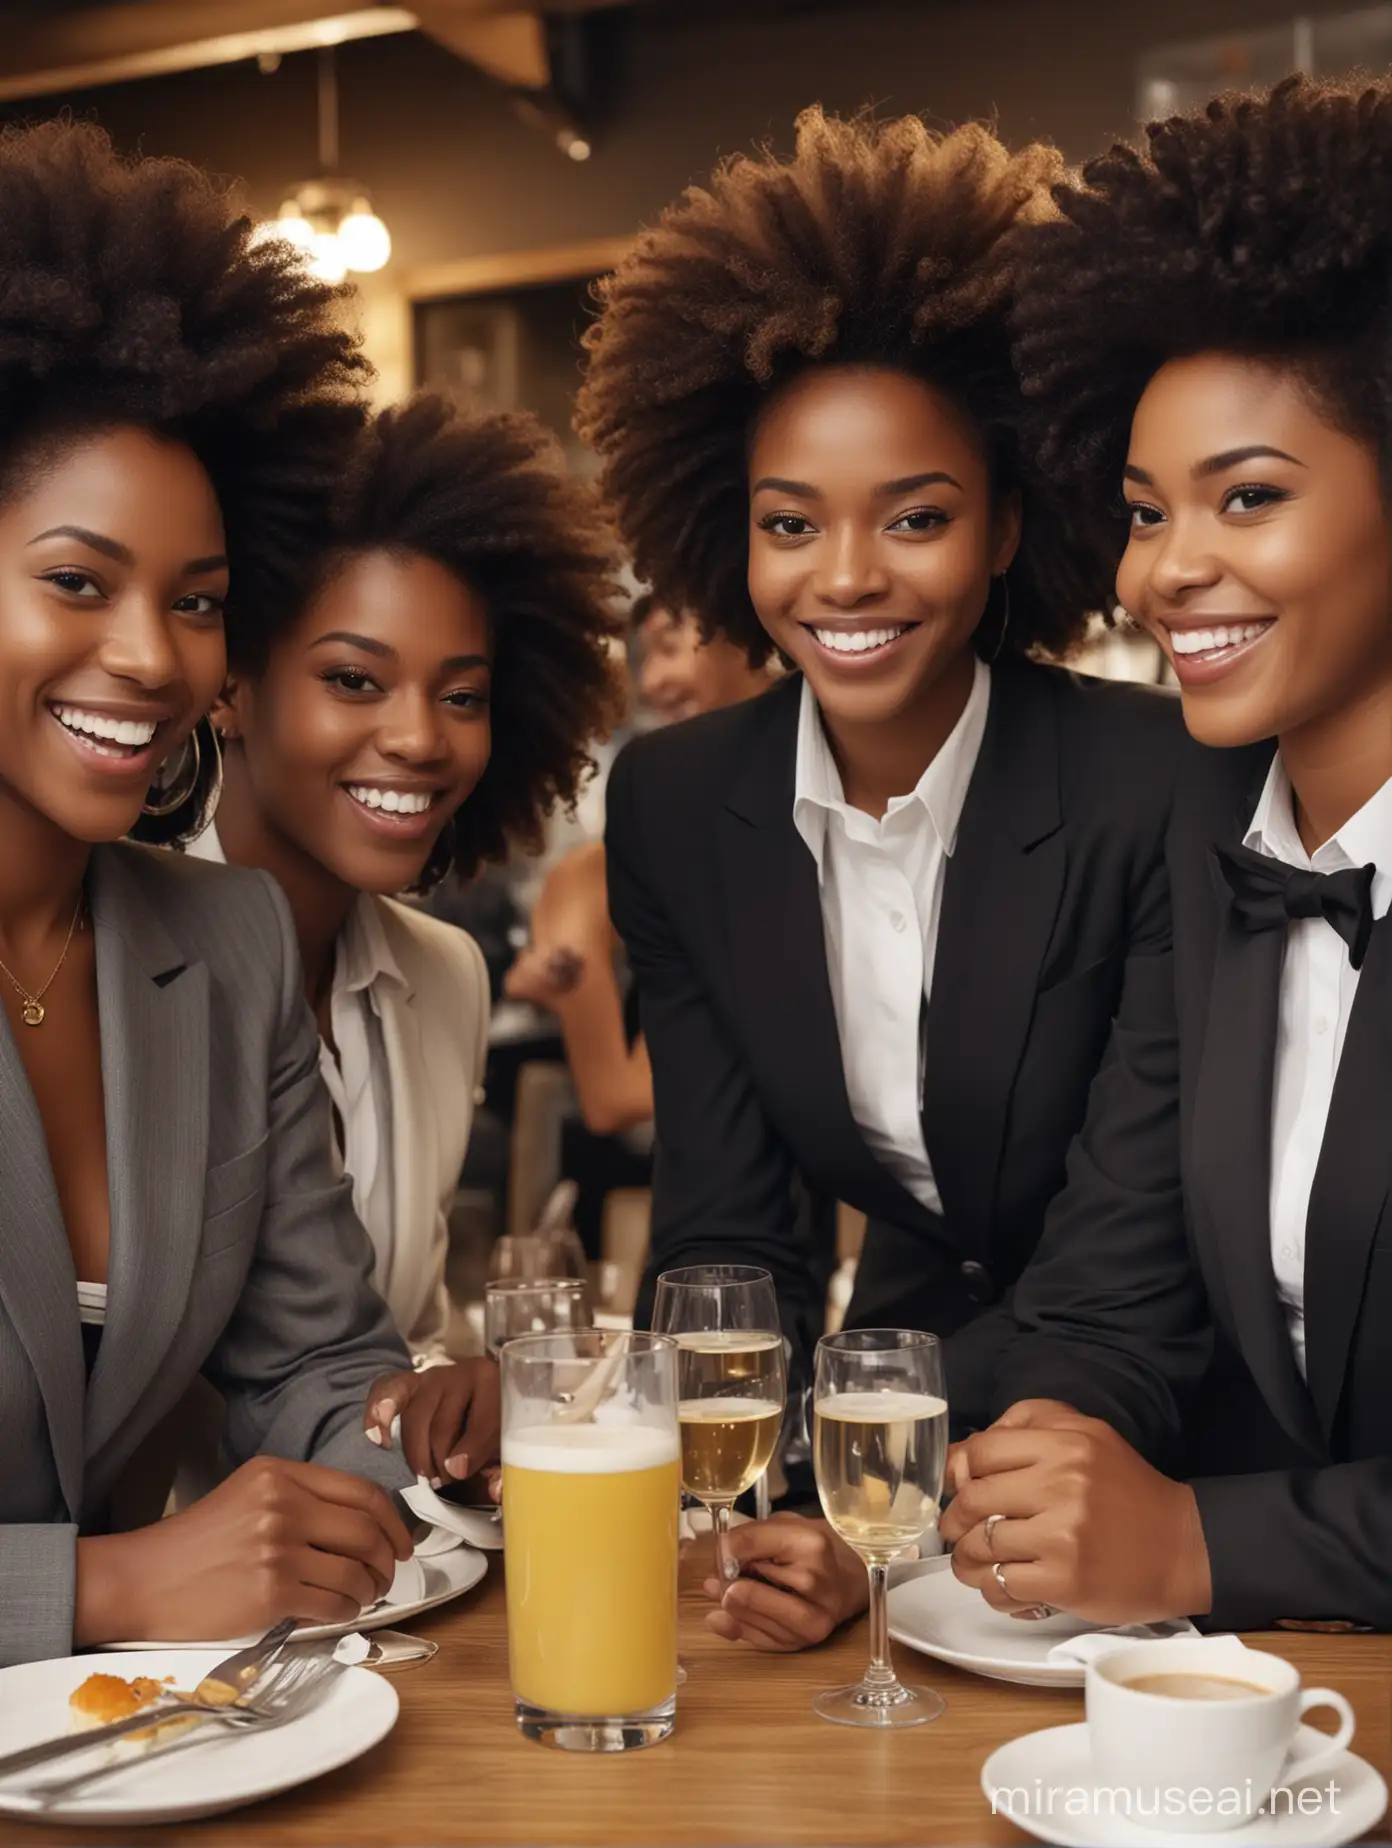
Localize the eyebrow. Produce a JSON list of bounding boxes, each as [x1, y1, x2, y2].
[[1124, 446, 1306, 489], [750, 470, 963, 499], [310, 632, 490, 675], [310, 630, 393, 658], [27, 524, 228, 575]]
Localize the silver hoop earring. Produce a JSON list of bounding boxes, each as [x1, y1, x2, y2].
[[985, 573, 1012, 663], [142, 721, 222, 820]]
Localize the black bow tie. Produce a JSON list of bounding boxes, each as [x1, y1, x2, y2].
[[1210, 841, 1377, 970]]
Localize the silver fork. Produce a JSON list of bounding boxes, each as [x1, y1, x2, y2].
[[17, 1655, 341, 1806]]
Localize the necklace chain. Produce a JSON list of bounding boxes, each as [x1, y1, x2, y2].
[[0, 896, 85, 1027]]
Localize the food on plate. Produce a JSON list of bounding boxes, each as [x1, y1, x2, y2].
[[68, 1674, 166, 1730]]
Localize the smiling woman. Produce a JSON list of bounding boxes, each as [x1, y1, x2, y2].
[[0, 118, 463, 1667], [190, 390, 624, 1369], [939, 76, 1392, 1638], [570, 115, 1190, 1638]]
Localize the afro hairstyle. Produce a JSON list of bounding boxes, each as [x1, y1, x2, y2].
[[228, 390, 625, 887], [1010, 74, 1392, 588], [0, 116, 369, 844], [575, 106, 1099, 665]]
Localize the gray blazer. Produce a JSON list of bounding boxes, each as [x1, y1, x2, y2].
[[1, 842, 413, 1666]]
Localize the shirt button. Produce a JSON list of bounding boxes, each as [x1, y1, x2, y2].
[[1314, 1017, 1329, 1036], [1282, 1245, 1294, 1259], [889, 910, 907, 933]]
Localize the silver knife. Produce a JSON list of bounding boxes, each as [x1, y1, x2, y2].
[[0, 1617, 297, 1782]]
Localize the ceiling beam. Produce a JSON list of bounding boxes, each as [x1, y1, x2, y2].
[[0, 0, 635, 101]]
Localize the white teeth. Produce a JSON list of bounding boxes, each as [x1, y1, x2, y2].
[[346, 785, 434, 815], [52, 704, 158, 747], [1169, 621, 1272, 657], [810, 625, 909, 655]]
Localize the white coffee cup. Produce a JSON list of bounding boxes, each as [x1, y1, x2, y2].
[[1086, 1636, 1356, 1834]]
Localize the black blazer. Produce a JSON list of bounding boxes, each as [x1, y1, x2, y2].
[[1000, 737, 1392, 1630], [605, 661, 1183, 1415]]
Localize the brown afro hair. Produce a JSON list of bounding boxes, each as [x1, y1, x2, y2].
[[229, 390, 625, 886], [575, 106, 1098, 664], [0, 117, 369, 843], [1009, 74, 1392, 589]]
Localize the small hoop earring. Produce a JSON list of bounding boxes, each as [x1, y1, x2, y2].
[[985, 573, 1012, 663]]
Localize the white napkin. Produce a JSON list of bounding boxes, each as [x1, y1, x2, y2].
[[402, 1476, 504, 1551], [380, 1554, 428, 1606], [1046, 1619, 1200, 1666]]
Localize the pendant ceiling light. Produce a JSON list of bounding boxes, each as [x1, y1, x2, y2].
[[260, 46, 390, 281]]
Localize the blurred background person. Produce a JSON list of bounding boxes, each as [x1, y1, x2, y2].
[[503, 590, 776, 1262]]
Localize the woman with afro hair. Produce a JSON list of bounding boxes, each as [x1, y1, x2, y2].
[[576, 108, 1186, 1661], [0, 119, 437, 1663], [188, 391, 621, 1455], [945, 75, 1392, 1636]]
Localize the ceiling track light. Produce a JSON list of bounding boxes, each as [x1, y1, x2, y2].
[[256, 45, 390, 280]]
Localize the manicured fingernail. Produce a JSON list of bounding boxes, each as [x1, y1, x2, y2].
[[371, 1399, 397, 1428], [428, 1475, 443, 1490], [702, 1578, 720, 1599], [365, 1426, 382, 1446], [444, 1451, 470, 1480]]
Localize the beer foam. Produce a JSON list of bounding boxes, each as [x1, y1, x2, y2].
[[678, 1397, 784, 1421], [503, 1421, 679, 1473], [814, 1391, 948, 1422], [673, 1330, 784, 1352]]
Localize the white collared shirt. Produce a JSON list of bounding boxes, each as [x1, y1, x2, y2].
[[1243, 758, 1392, 1377], [186, 825, 402, 1296], [792, 659, 991, 1213]]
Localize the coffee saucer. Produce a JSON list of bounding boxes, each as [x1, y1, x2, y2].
[[980, 1722, 1387, 1847]]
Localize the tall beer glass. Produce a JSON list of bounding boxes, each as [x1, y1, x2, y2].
[[502, 1329, 679, 1751], [812, 1328, 947, 1729]]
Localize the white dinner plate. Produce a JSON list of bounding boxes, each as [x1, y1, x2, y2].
[[888, 1557, 1109, 1687], [0, 1649, 398, 1826], [105, 1541, 488, 1651], [980, 1722, 1388, 1847]]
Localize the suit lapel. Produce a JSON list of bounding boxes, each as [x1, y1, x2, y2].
[[921, 663, 1065, 1254], [84, 847, 209, 1470], [717, 678, 933, 1228], [0, 1009, 85, 1518], [1303, 914, 1392, 1441], [375, 926, 434, 1316], [1187, 781, 1324, 1455]]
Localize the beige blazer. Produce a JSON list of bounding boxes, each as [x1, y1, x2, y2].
[[369, 896, 490, 1361]]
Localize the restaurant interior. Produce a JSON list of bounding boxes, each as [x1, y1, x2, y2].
[[0, 0, 1390, 1842]]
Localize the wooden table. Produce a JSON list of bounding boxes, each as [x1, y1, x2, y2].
[[3, 1544, 1388, 1846]]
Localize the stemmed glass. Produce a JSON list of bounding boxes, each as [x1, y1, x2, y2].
[[651, 1264, 787, 1585], [484, 1277, 593, 1357], [811, 1328, 947, 1728]]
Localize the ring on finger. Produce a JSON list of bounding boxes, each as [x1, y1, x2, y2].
[[991, 1560, 1010, 1595], [984, 1513, 1006, 1555]]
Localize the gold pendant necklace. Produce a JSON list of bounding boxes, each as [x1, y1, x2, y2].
[[0, 896, 85, 1027]]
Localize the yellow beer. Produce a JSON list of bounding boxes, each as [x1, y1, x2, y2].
[[503, 1422, 679, 1717]]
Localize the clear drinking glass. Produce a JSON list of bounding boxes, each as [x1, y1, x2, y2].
[[651, 1264, 787, 1584], [501, 1329, 680, 1752], [485, 1277, 593, 1356], [489, 1229, 588, 1284], [811, 1328, 947, 1729]]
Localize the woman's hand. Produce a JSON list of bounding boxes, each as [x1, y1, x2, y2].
[[939, 1401, 1212, 1623], [701, 1514, 870, 1651], [365, 1358, 501, 1487], [75, 1456, 414, 1645]]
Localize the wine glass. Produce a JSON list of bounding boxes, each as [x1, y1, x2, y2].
[[651, 1264, 787, 1585], [811, 1328, 947, 1729], [485, 1277, 593, 1356]]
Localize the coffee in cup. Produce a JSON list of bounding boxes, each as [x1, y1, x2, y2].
[[1086, 1638, 1355, 1834]]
